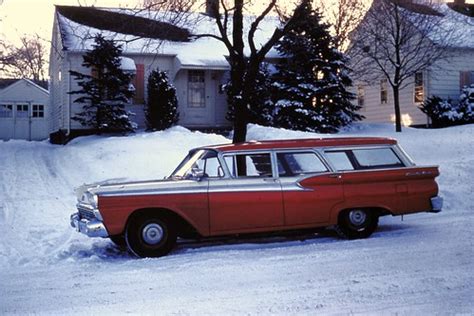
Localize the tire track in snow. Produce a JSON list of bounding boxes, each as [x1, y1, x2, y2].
[[0, 143, 77, 266]]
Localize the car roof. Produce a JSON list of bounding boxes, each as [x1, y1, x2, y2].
[[199, 137, 397, 152]]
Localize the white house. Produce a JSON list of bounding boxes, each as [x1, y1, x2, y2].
[[49, 4, 279, 139], [350, 1, 474, 126], [0, 78, 50, 141]]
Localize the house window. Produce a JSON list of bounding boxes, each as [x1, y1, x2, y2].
[[414, 72, 424, 103], [380, 79, 388, 104], [0, 104, 13, 118], [357, 85, 365, 108], [16, 104, 29, 118], [188, 70, 206, 108], [460, 71, 474, 89], [32, 104, 44, 118]]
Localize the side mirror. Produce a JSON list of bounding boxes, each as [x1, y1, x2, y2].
[[191, 168, 206, 181]]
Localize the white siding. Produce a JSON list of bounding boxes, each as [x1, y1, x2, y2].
[[428, 49, 474, 100], [356, 77, 429, 126]]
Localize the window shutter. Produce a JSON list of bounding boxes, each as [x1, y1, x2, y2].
[[133, 64, 145, 104], [460, 71, 471, 89]]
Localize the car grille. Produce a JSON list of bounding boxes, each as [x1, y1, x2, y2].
[[78, 207, 95, 220]]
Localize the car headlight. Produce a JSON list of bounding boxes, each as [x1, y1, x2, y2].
[[80, 191, 98, 208]]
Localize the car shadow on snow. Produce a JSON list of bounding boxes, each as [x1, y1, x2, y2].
[[59, 223, 413, 262]]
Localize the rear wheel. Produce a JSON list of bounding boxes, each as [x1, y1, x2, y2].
[[125, 214, 177, 258], [335, 209, 378, 239]]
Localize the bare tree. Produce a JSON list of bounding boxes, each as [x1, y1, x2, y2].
[[0, 35, 47, 81], [0, 41, 13, 73], [315, 0, 368, 51], [349, 0, 458, 132], [138, 0, 310, 143]]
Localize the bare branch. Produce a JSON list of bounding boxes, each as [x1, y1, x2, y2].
[[248, 0, 277, 55]]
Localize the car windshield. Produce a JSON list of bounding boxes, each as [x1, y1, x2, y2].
[[170, 149, 222, 179]]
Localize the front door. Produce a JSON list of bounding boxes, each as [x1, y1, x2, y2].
[[208, 152, 284, 234], [185, 70, 213, 126]]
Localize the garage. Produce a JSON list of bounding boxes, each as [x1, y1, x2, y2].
[[0, 79, 49, 141]]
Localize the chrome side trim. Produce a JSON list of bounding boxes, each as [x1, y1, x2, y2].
[[429, 196, 443, 213], [70, 213, 109, 238], [100, 185, 209, 197]]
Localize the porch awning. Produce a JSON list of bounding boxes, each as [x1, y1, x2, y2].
[[120, 56, 137, 72], [175, 54, 229, 70]]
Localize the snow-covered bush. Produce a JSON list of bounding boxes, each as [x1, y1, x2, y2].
[[145, 69, 179, 131], [458, 85, 474, 123], [420, 86, 474, 127]]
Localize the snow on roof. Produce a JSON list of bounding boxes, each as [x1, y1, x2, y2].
[[55, 6, 281, 68], [433, 4, 474, 49], [402, 3, 474, 49]]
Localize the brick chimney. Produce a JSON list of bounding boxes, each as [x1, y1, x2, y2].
[[206, 0, 219, 18]]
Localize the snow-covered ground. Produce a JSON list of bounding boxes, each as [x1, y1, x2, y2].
[[0, 124, 473, 315]]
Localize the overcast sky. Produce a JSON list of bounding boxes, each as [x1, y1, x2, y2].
[[0, 0, 138, 45]]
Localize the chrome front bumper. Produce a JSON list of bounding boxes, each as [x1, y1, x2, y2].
[[429, 196, 443, 213], [70, 213, 109, 238]]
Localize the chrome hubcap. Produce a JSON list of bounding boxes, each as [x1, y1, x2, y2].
[[142, 223, 164, 245], [349, 210, 367, 227]]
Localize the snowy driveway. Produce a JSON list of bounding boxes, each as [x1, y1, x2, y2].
[[1, 124, 473, 314]]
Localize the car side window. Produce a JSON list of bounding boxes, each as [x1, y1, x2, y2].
[[352, 148, 404, 168], [224, 153, 273, 178], [325, 151, 355, 171], [325, 148, 404, 171], [277, 152, 327, 177]]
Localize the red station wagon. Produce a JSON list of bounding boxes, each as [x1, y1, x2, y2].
[[71, 137, 443, 257]]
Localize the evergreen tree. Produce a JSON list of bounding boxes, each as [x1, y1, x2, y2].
[[272, 2, 362, 133], [145, 69, 179, 130], [69, 34, 136, 133]]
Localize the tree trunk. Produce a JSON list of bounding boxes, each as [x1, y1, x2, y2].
[[232, 102, 247, 143], [393, 86, 402, 132]]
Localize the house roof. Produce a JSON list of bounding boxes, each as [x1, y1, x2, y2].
[[55, 5, 281, 68], [0, 79, 19, 90], [0, 78, 49, 98], [56, 6, 191, 42], [360, 1, 474, 49], [423, 3, 474, 49]]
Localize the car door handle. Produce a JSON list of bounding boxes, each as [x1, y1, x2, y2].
[[263, 178, 278, 182], [329, 173, 342, 179]]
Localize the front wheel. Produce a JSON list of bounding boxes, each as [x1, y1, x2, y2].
[[125, 215, 177, 258], [109, 234, 127, 248], [335, 209, 378, 239]]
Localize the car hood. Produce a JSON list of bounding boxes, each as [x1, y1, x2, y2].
[[75, 177, 202, 198]]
